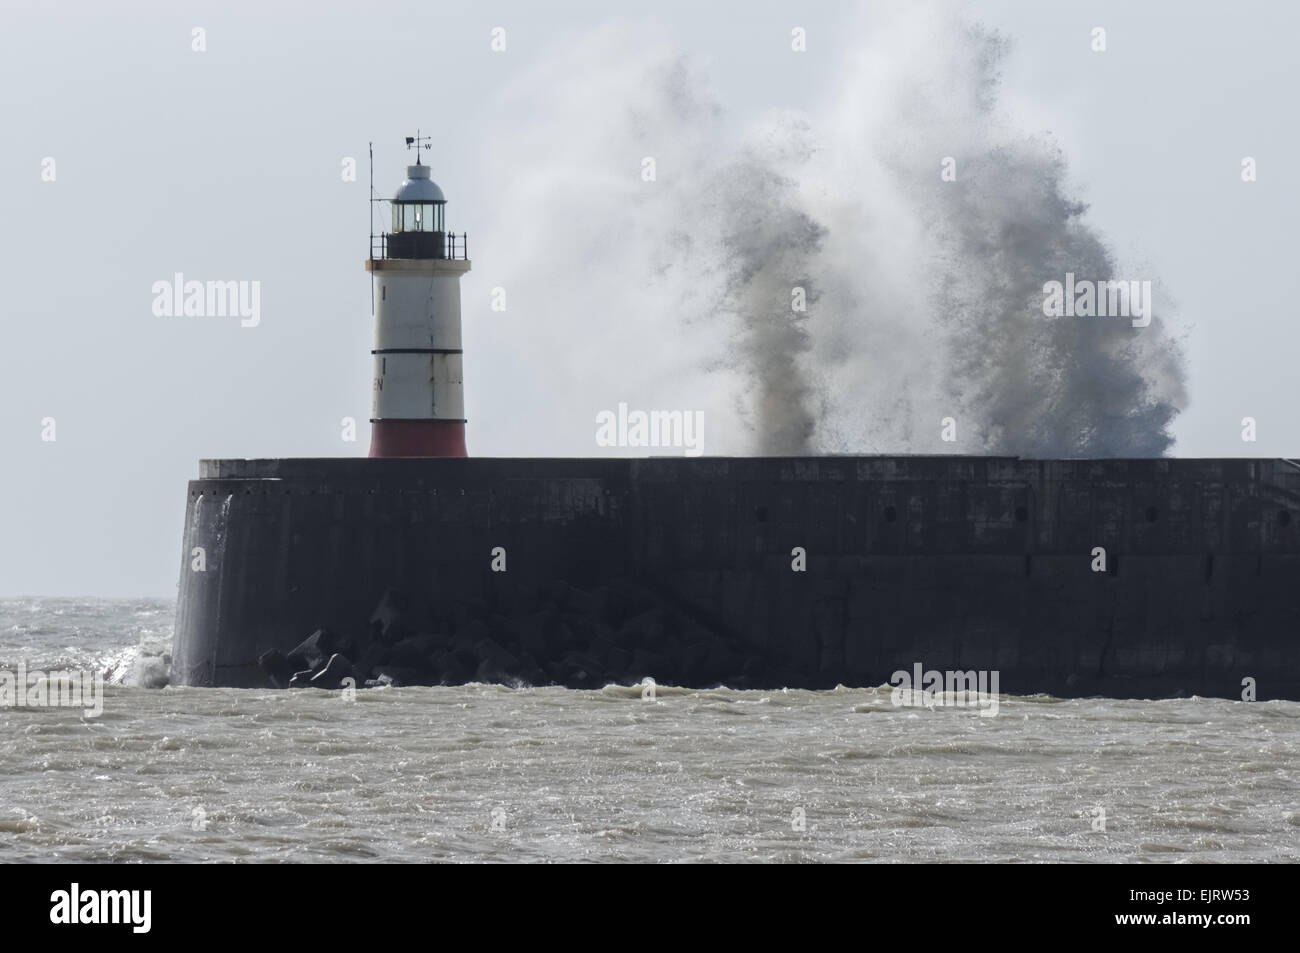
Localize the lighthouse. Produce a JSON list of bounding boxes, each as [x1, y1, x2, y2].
[[365, 139, 471, 457]]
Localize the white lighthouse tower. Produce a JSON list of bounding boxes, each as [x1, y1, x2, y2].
[[365, 136, 471, 457]]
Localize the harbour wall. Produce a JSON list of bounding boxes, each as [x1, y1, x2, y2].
[[171, 457, 1300, 699]]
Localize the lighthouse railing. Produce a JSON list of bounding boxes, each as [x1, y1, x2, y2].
[[443, 232, 469, 260], [372, 232, 469, 261]]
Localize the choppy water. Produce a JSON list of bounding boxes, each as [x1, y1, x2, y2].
[[1, 598, 1297, 862]]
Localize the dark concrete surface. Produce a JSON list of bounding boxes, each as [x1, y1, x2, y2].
[[172, 456, 1300, 698]]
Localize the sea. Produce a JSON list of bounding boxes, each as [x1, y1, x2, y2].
[[1, 598, 1297, 863]]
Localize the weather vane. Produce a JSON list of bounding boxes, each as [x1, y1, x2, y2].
[[405, 131, 432, 164]]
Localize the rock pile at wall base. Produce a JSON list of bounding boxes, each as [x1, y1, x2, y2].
[[257, 579, 769, 691]]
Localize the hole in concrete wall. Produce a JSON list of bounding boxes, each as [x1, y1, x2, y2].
[[883, 505, 897, 523], [1280, 510, 1292, 527], [1145, 506, 1159, 523], [1203, 553, 1214, 583], [1015, 505, 1028, 523], [754, 505, 769, 523]]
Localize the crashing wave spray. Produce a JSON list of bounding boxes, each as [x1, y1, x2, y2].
[[478, 9, 1186, 457], [705, 132, 826, 455]]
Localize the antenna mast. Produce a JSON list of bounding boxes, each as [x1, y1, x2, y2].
[[368, 141, 375, 314]]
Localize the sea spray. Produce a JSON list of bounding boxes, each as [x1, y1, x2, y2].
[[480, 6, 1186, 456]]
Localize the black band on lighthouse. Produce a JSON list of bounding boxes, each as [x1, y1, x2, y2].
[[371, 348, 464, 355]]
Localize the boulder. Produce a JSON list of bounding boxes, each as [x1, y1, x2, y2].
[[590, 621, 619, 649], [558, 621, 587, 653], [473, 638, 521, 681], [258, 648, 292, 689], [389, 633, 443, 669], [452, 619, 490, 652], [475, 639, 520, 670], [560, 650, 606, 688], [619, 608, 665, 648], [437, 655, 471, 686], [310, 653, 356, 690], [371, 665, 424, 687], [516, 614, 549, 659], [354, 643, 391, 678], [450, 600, 484, 630], [474, 658, 505, 684], [287, 628, 340, 672]]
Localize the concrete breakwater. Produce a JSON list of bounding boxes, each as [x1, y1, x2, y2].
[[172, 457, 1300, 699]]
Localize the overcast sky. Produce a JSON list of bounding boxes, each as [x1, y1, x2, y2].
[[2, 0, 1298, 596]]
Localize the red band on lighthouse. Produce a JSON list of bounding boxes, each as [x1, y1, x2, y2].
[[369, 420, 467, 458]]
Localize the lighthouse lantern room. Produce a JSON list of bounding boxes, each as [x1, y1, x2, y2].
[[388, 163, 446, 259], [365, 135, 472, 458]]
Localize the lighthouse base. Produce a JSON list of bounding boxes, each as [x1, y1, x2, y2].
[[369, 419, 467, 458]]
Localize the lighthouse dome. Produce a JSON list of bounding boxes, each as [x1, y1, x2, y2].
[[394, 164, 445, 203]]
